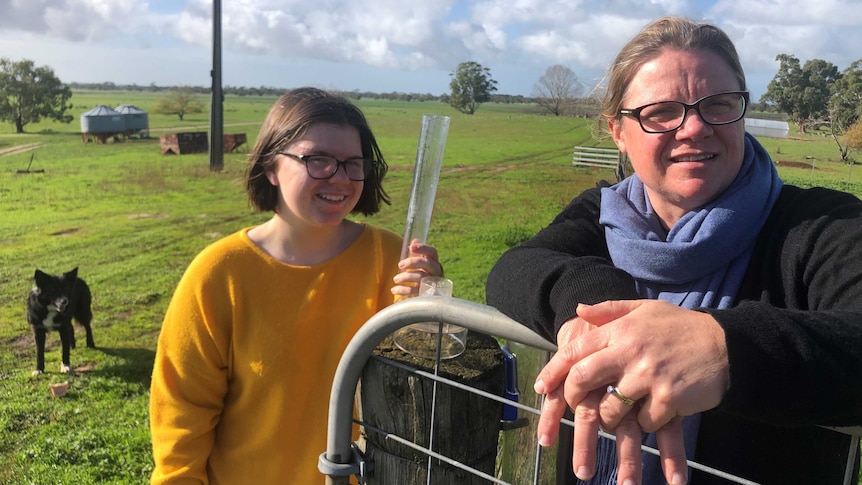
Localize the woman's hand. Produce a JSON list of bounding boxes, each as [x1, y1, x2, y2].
[[391, 239, 443, 296], [534, 300, 730, 484]]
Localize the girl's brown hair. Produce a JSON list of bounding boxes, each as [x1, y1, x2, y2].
[[245, 87, 390, 216]]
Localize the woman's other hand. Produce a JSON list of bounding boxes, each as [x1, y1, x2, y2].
[[536, 300, 729, 431], [534, 300, 730, 483]]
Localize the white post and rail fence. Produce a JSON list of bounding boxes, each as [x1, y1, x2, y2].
[[572, 145, 628, 181]]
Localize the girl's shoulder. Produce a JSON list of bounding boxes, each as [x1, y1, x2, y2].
[[185, 228, 259, 273], [355, 224, 403, 259]]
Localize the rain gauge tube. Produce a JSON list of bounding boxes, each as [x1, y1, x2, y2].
[[401, 114, 451, 259]]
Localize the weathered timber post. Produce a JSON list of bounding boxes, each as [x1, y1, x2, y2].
[[495, 341, 558, 484], [319, 297, 558, 485], [357, 332, 504, 484]]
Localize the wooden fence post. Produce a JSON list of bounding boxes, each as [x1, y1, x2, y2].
[[495, 341, 558, 484], [357, 332, 504, 484]]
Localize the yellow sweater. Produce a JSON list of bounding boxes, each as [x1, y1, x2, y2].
[[150, 225, 402, 484]]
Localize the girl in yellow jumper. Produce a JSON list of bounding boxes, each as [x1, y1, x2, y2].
[[149, 87, 443, 484]]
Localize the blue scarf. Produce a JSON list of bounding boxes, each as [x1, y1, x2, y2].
[[583, 133, 782, 485]]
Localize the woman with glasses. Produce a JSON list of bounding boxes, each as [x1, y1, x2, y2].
[[486, 16, 862, 485], [149, 87, 443, 484]]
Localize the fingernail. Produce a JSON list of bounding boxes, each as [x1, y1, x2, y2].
[[538, 434, 551, 447], [671, 472, 687, 484], [623, 479, 636, 485], [533, 378, 545, 394], [576, 466, 592, 480], [576, 303, 592, 310]]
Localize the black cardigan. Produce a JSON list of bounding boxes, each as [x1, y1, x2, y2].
[[486, 184, 862, 484]]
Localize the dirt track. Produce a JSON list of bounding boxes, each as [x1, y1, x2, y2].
[[0, 143, 44, 158]]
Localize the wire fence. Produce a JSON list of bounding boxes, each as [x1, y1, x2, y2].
[[319, 296, 862, 485]]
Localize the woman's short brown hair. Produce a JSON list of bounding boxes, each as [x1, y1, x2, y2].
[[601, 16, 747, 122], [245, 87, 390, 216]]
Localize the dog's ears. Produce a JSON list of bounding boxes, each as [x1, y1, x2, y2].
[[34, 269, 49, 287], [33, 268, 80, 285]]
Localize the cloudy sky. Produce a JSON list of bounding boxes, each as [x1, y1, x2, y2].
[[1, 0, 861, 101]]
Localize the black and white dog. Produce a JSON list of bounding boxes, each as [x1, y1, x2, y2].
[[26, 267, 94, 375]]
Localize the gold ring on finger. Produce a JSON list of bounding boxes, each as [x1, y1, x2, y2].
[[607, 385, 635, 406]]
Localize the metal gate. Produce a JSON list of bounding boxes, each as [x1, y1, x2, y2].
[[318, 296, 862, 485]]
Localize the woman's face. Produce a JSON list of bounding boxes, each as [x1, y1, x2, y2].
[[266, 122, 364, 231], [609, 48, 746, 228]]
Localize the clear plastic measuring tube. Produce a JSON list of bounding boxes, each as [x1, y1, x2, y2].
[[401, 114, 451, 259]]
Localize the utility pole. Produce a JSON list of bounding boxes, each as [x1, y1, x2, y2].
[[209, 0, 224, 171]]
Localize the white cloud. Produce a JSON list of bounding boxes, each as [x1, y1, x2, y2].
[[171, 0, 463, 70], [711, 0, 862, 27], [707, 0, 862, 96], [0, 0, 860, 97], [0, 0, 154, 42]]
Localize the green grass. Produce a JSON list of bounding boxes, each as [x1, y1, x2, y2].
[[1, 93, 860, 483]]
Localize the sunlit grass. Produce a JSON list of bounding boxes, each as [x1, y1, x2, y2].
[[0, 92, 859, 483]]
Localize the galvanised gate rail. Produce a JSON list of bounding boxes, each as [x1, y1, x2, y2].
[[318, 296, 862, 485]]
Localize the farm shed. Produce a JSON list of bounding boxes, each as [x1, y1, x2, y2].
[[223, 133, 247, 152], [745, 118, 789, 139], [81, 105, 126, 143], [115, 104, 149, 138], [160, 132, 209, 155]]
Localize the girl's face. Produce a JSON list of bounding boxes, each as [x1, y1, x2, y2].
[[609, 48, 746, 228], [266, 123, 364, 231]]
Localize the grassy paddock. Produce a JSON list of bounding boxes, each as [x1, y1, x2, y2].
[[0, 93, 859, 483]]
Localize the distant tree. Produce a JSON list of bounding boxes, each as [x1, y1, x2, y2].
[[763, 54, 839, 133], [0, 58, 73, 133], [830, 59, 862, 129], [763, 54, 803, 125], [152, 88, 205, 121], [839, 118, 862, 177], [822, 60, 862, 163], [533, 65, 584, 116], [844, 118, 862, 152], [804, 58, 841, 126], [449, 61, 498, 114], [831, 112, 861, 168]]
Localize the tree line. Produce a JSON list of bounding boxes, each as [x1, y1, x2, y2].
[[761, 54, 862, 162], [1, 56, 861, 162], [67, 80, 533, 105]]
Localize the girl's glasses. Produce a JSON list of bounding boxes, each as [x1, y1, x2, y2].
[[279, 152, 374, 181]]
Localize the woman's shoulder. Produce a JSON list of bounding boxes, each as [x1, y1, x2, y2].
[[552, 185, 604, 224], [758, 185, 862, 252], [774, 184, 862, 218]]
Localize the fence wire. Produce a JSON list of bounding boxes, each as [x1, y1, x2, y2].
[[319, 296, 862, 485]]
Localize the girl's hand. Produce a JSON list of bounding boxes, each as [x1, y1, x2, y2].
[[391, 239, 443, 296]]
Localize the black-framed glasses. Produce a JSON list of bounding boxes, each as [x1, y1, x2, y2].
[[619, 91, 749, 134], [278, 152, 374, 181]]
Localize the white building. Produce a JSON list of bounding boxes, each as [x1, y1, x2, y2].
[[745, 118, 790, 139]]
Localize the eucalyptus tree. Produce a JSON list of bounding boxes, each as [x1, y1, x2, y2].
[[763, 54, 839, 133], [449, 61, 498, 115], [0, 58, 73, 133], [830, 60, 862, 163]]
